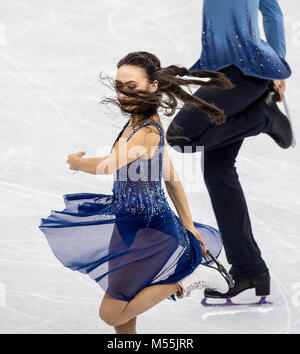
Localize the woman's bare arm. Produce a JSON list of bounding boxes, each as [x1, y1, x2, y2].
[[69, 127, 158, 175], [162, 148, 195, 231], [162, 148, 208, 255]]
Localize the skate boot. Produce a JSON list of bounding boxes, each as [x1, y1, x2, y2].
[[263, 89, 294, 149], [204, 271, 270, 298], [176, 264, 229, 299], [202, 271, 272, 307]]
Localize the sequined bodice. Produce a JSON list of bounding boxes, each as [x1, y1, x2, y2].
[[109, 120, 170, 223], [189, 0, 291, 80]]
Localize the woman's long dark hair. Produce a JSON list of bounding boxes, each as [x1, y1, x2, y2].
[[99, 51, 235, 139]]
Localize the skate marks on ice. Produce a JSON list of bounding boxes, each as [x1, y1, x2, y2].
[[201, 303, 274, 321], [196, 271, 293, 334]]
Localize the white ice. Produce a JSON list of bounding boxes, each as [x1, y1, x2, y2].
[[0, 0, 299, 334]]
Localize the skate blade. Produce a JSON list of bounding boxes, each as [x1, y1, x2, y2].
[[282, 98, 296, 148], [201, 296, 273, 307]]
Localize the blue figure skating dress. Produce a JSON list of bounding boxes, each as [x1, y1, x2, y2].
[[39, 121, 223, 302]]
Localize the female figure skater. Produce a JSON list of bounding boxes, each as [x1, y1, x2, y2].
[[39, 51, 234, 334], [166, 0, 294, 302]]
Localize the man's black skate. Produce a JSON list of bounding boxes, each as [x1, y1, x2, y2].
[[204, 271, 270, 298], [201, 272, 272, 307], [263, 87, 294, 149]]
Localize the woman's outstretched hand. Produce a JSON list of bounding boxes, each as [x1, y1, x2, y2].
[[272, 79, 286, 102], [67, 151, 86, 172]]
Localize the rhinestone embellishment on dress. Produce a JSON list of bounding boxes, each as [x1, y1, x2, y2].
[[103, 121, 172, 228]]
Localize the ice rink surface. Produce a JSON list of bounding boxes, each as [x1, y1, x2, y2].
[[0, 0, 299, 334]]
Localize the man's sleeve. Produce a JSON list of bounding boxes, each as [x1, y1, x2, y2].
[[259, 0, 287, 59]]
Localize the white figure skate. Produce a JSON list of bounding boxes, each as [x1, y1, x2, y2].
[[176, 264, 230, 299]]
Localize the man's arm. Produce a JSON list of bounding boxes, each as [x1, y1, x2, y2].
[[259, 0, 287, 59]]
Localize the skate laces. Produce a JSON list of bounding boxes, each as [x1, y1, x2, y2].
[[185, 277, 220, 297], [199, 241, 235, 289]]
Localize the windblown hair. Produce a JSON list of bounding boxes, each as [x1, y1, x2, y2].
[[99, 51, 235, 137]]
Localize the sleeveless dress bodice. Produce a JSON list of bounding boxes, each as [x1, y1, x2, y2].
[[109, 121, 170, 226]]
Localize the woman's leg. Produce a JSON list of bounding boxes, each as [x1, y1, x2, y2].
[[99, 283, 181, 328], [114, 317, 137, 334]]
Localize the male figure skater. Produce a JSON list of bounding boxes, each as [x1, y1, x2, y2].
[[166, 0, 294, 300]]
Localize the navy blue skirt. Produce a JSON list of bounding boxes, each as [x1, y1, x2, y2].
[[39, 192, 223, 302]]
